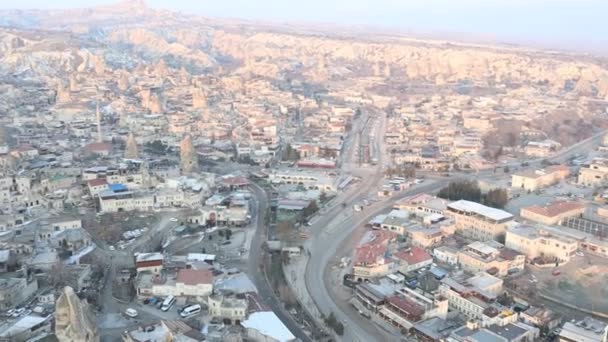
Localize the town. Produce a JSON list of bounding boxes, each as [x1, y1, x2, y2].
[[0, 1, 608, 342]]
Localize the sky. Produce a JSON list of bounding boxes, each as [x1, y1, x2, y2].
[[1, 0, 607, 52]]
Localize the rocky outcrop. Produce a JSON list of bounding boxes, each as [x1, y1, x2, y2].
[[124, 132, 139, 159], [180, 133, 198, 174], [55, 286, 99, 342]]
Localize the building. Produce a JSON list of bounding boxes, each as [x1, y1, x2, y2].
[[520, 306, 561, 330], [135, 253, 164, 274], [511, 165, 570, 192], [0, 277, 38, 310], [352, 230, 396, 281], [394, 247, 433, 274], [151, 269, 213, 300], [558, 317, 608, 342], [457, 241, 525, 277], [449, 320, 540, 342], [207, 294, 248, 323], [505, 224, 578, 264], [377, 287, 448, 331], [445, 200, 513, 241], [268, 170, 336, 192], [98, 189, 154, 213], [0, 315, 53, 341], [439, 272, 503, 321], [241, 311, 296, 342], [520, 201, 586, 225], [434, 246, 459, 266], [578, 158, 608, 186], [524, 139, 561, 157], [394, 193, 448, 219], [123, 320, 205, 342]]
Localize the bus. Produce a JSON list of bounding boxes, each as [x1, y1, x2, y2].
[[180, 304, 202, 318], [161, 295, 176, 312]]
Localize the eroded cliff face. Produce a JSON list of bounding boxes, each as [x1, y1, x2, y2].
[[210, 30, 608, 99]]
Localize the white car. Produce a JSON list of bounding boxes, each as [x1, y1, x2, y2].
[[169, 217, 178, 222], [125, 308, 138, 318], [576, 251, 584, 257], [108, 245, 115, 251]]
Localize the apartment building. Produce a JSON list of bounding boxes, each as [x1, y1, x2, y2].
[[578, 158, 608, 186], [457, 241, 525, 277], [505, 225, 578, 263], [520, 201, 586, 225], [511, 165, 570, 191], [445, 200, 514, 241]]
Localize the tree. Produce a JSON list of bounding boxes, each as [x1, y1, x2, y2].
[[303, 200, 318, 218], [483, 188, 509, 209], [319, 192, 328, 203], [225, 229, 233, 240], [145, 140, 169, 155], [437, 180, 482, 202]]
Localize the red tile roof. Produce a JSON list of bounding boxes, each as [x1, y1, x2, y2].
[[523, 201, 586, 218], [87, 178, 108, 187], [394, 246, 432, 265], [353, 230, 395, 265], [176, 269, 214, 285], [386, 295, 425, 318], [83, 142, 112, 153]]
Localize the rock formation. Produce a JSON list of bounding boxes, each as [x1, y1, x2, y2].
[[180, 133, 198, 173], [124, 132, 139, 159], [55, 286, 99, 342]]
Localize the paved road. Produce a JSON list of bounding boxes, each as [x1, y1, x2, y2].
[[246, 183, 313, 342]]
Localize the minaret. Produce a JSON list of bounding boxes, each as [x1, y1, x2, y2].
[[96, 101, 102, 143], [124, 132, 139, 159], [180, 133, 198, 174]]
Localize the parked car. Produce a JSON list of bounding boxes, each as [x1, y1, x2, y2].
[[125, 308, 138, 318]]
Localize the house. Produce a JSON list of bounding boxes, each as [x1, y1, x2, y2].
[[87, 178, 109, 196], [433, 246, 459, 266], [394, 247, 433, 274], [135, 253, 164, 274], [151, 269, 214, 299], [457, 241, 525, 277], [207, 294, 248, 323]]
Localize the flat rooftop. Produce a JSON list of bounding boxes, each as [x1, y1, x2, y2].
[[448, 200, 513, 221]]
